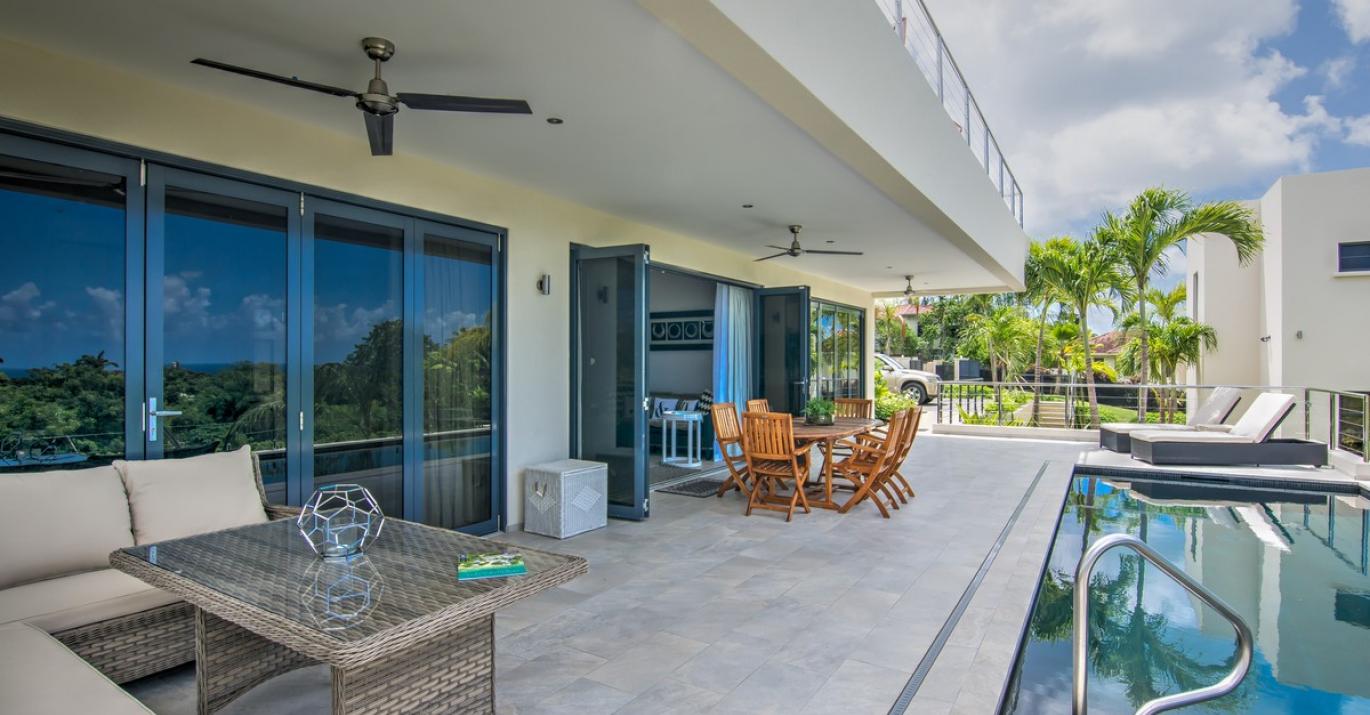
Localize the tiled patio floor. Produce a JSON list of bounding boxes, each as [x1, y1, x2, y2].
[[126, 435, 1089, 714]]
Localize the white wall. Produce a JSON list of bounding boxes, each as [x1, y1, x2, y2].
[[1187, 200, 1263, 386], [0, 39, 876, 527]]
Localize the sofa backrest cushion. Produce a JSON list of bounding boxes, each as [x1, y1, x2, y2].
[[0, 466, 135, 589], [114, 446, 267, 544]]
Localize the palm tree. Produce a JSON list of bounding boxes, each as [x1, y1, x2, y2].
[[1097, 188, 1263, 421], [1154, 317, 1218, 421], [1025, 238, 1072, 424], [875, 302, 903, 355], [1039, 236, 1127, 428], [960, 306, 1032, 383]]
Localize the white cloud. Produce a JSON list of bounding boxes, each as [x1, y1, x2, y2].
[[921, 0, 1344, 236], [1346, 114, 1370, 145], [1334, 0, 1370, 42], [0, 282, 52, 324], [1319, 55, 1357, 89], [85, 286, 124, 342]]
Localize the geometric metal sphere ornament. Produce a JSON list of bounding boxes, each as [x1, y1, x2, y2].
[[299, 555, 385, 631], [296, 484, 385, 559]]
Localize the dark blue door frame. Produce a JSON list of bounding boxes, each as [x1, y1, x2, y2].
[[569, 243, 650, 520], [755, 286, 811, 414]]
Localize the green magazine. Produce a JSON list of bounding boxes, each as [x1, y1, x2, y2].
[[457, 551, 527, 581]]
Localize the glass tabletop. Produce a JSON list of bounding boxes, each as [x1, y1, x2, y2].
[[661, 410, 704, 420], [119, 518, 580, 642]]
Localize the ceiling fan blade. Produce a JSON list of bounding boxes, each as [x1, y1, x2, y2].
[[802, 249, 864, 256], [398, 93, 532, 114], [764, 245, 794, 251], [190, 58, 357, 97], [754, 252, 790, 262], [364, 113, 394, 156]]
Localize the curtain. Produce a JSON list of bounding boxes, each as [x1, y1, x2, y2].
[[712, 283, 754, 460]]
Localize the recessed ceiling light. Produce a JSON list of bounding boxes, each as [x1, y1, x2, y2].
[[825, 240, 835, 244], [885, 265, 893, 269], [546, 117, 564, 125], [741, 203, 754, 208]]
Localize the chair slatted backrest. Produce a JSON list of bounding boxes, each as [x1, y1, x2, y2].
[[834, 398, 873, 419], [894, 407, 921, 463], [741, 412, 796, 463], [746, 398, 772, 413], [711, 403, 743, 454], [869, 408, 907, 464]]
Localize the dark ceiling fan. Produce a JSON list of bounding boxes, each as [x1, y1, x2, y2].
[[755, 225, 863, 262], [191, 37, 532, 156]]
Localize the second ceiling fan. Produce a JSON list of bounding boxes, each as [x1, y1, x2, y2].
[[191, 37, 532, 156], [755, 225, 863, 262]]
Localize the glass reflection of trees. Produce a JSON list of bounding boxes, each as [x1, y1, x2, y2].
[[809, 301, 864, 400]]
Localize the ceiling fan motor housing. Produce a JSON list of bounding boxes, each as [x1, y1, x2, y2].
[[357, 78, 398, 115]]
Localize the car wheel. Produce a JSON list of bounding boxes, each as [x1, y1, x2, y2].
[[902, 383, 927, 404]]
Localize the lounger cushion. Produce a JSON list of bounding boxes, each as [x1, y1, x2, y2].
[[1227, 393, 1295, 441], [114, 445, 267, 544], [1100, 422, 1216, 434], [0, 466, 135, 589], [1189, 386, 1243, 426], [1130, 430, 1255, 445], [0, 622, 153, 714], [0, 569, 179, 633]]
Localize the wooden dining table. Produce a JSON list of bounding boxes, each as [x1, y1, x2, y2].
[[791, 416, 883, 511]]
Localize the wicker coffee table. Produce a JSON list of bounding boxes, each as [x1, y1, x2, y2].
[[111, 518, 586, 714]]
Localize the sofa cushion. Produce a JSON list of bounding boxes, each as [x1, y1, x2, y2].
[[114, 445, 267, 544], [0, 622, 153, 714], [0, 568, 180, 633], [0, 465, 135, 589]]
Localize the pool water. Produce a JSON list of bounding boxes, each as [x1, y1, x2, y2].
[[1002, 475, 1370, 714]]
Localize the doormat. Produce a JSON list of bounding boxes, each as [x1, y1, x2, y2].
[[654, 476, 729, 498]]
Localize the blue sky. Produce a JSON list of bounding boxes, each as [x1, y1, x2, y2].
[[925, 0, 1370, 328]]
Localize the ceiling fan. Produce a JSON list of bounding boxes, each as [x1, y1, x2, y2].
[[755, 225, 864, 262], [191, 37, 532, 156]]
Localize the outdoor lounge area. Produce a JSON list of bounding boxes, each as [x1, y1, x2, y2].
[[4, 0, 1370, 713]]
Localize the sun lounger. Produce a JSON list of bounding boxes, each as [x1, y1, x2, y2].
[[1129, 392, 1327, 467], [1099, 386, 1243, 452]]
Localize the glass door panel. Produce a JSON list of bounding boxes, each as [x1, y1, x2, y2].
[[572, 245, 648, 520], [146, 173, 294, 504], [0, 145, 137, 471], [307, 208, 406, 517], [755, 287, 809, 414], [420, 224, 498, 532]]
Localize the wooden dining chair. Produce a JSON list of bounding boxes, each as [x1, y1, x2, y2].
[[834, 398, 873, 419], [886, 407, 921, 500], [741, 412, 811, 521], [832, 409, 905, 518], [745, 398, 771, 413], [710, 403, 751, 498]]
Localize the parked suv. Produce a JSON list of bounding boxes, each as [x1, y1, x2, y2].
[[876, 352, 939, 404]]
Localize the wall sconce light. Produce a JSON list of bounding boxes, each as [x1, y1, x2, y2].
[[536, 274, 552, 295]]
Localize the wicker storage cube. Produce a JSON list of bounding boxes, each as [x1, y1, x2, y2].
[[523, 459, 608, 539]]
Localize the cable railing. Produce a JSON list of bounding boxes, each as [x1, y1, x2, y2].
[[873, 0, 1024, 226], [926, 380, 1369, 463]]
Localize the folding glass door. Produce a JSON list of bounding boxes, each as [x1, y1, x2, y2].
[[0, 136, 142, 472], [754, 286, 811, 414], [0, 133, 501, 534], [571, 244, 649, 520]]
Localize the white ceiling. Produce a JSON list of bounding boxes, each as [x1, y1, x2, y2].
[[0, 0, 1004, 293]]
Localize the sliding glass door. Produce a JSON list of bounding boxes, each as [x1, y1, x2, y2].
[[0, 132, 504, 533], [809, 299, 865, 400], [0, 136, 141, 472], [571, 244, 649, 520]]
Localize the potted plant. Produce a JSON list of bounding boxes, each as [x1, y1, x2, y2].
[[805, 398, 836, 426]]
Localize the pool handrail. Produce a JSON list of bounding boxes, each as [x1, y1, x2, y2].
[[1072, 533, 1253, 715]]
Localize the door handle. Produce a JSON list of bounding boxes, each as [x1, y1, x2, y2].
[[147, 398, 182, 443]]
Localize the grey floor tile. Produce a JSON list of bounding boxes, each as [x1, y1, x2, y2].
[[613, 674, 725, 714], [801, 659, 910, 714], [522, 678, 635, 715], [585, 631, 710, 694]]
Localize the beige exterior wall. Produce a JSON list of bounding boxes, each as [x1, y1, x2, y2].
[[1, 40, 877, 525]]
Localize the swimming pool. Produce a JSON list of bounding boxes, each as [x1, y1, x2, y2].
[[1001, 474, 1370, 714]]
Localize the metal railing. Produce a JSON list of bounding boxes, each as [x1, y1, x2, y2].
[[873, 0, 1024, 226], [1074, 534, 1253, 714], [926, 380, 1369, 463]]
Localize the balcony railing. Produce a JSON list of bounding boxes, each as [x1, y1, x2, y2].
[[926, 381, 1369, 464], [873, 0, 1024, 226]]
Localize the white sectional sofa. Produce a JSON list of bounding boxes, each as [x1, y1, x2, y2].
[[0, 447, 287, 712]]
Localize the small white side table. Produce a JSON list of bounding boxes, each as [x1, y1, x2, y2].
[[661, 410, 704, 468]]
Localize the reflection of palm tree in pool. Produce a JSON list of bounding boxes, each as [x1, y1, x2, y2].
[[1035, 487, 1251, 711]]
